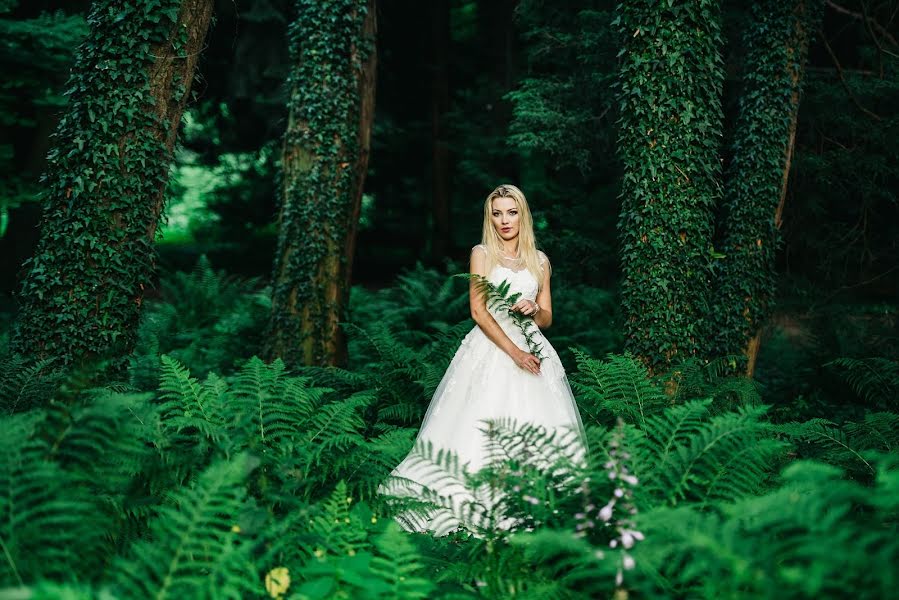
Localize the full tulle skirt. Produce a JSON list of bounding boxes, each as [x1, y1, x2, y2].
[[378, 318, 587, 536]]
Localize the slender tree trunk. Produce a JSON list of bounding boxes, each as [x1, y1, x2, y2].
[[266, 0, 377, 367], [709, 0, 823, 376], [429, 0, 451, 260], [11, 0, 215, 367], [614, 0, 725, 376]]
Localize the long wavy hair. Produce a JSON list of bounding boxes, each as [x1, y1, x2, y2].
[[480, 184, 545, 288]]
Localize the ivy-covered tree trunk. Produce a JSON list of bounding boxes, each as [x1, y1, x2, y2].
[[614, 0, 725, 375], [709, 0, 824, 376], [10, 0, 214, 367], [266, 0, 377, 367]]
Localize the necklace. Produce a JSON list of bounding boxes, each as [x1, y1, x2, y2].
[[500, 248, 522, 260]]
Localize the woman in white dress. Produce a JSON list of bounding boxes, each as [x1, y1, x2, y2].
[[379, 184, 587, 536]]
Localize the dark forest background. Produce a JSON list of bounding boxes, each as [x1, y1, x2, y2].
[[1, 0, 898, 598], [3, 0, 896, 388]]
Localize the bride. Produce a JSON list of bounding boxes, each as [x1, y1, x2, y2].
[[378, 184, 587, 536]]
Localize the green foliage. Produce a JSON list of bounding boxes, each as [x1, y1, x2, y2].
[[825, 356, 899, 409], [0, 4, 88, 236], [504, 2, 623, 287], [459, 272, 546, 359], [545, 282, 623, 365], [111, 455, 258, 600], [350, 261, 471, 338], [667, 355, 763, 413], [773, 410, 899, 480], [0, 412, 109, 585], [569, 349, 670, 428], [339, 319, 469, 428], [266, 0, 376, 366], [709, 0, 825, 371], [0, 352, 64, 413], [0, 337, 897, 598], [10, 0, 208, 367], [632, 455, 899, 599], [129, 255, 271, 386], [0, 261, 895, 598], [613, 0, 725, 371], [508, 2, 617, 175], [782, 9, 899, 289]]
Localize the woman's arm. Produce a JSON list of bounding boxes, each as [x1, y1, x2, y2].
[[509, 252, 553, 329], [469, 246, 541, 375], [533, 253, 553, 329]]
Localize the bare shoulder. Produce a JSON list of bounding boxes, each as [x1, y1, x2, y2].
[[538, 250, 552, 275], [470, 243, 488, 276]]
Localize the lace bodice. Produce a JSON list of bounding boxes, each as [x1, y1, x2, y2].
[[471, 244, 549, 340], [473, 243, 547, 304], [488, 263, 539, 302]]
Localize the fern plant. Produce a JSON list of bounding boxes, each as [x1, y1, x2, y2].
[[569, 348, 670, 428], [825, 356, 899, 409], [631, 454, 899, 599], [339, 319, 471, 428], [772, 410, 899, 481], [129, 255, 270, 387], [0, 412, 110, 586], [456, 273, 546, 360], [111, 455, 259, 600], [0, 352, 63, 414]]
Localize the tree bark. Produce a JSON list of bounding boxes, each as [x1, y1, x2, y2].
[[266, 0, 377, 367], [11, 0, 215, 368], [709, 0, 823, 377]]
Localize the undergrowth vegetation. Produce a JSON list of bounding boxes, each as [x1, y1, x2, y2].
[[0, 259, 897, 599]]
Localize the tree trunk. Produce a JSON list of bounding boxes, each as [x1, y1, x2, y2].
[[709, 0, 823, 377], [429, 0, 451, 260], [11, 0, 215, 368], [614, 0, 725, 376], [266, 0, 377, 368]]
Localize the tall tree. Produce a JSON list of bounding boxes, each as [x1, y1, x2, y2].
[[614, 0, 725, 375], [266, 0, 377, 367], [709, 0, 824, 377], [10, 0, 215, 367]]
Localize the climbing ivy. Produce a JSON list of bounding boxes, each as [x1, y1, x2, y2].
[[708, 0, 824, 374], [10, 0, 213, 369], [266, 0, 376, 367], [613, 0, 725, 374]]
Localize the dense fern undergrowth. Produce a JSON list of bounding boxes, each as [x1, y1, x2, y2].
[[1, 258, 897, 599]]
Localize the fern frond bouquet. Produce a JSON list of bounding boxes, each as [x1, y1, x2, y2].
[[455, 272, 546, 360]]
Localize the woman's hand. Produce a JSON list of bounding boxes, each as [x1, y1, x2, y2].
[[510, 298, 539, 317], [512, 348, 541, 375]]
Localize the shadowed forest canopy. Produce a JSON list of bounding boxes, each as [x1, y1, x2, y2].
[[0, 0, 897, 597]]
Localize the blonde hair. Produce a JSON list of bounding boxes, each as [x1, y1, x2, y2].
[[480, 184, 545, 288]]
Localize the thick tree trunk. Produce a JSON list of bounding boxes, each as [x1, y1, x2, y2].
[[709, 0, 823, 377], [614, 0, 725, 376], [11, 0, 215, 367], [429, 0, 451, 260], [266, 0, 377, 367]]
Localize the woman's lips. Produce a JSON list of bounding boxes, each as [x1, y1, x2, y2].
[[501, 227, 512, 232]]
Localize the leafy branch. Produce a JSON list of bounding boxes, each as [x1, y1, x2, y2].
[[455, 273, 546, 360]]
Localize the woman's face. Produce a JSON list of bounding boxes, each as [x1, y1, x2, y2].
[[490, 196, 520, 242]]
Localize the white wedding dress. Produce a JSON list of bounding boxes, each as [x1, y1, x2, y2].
[[378, 246, 587, 536]]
